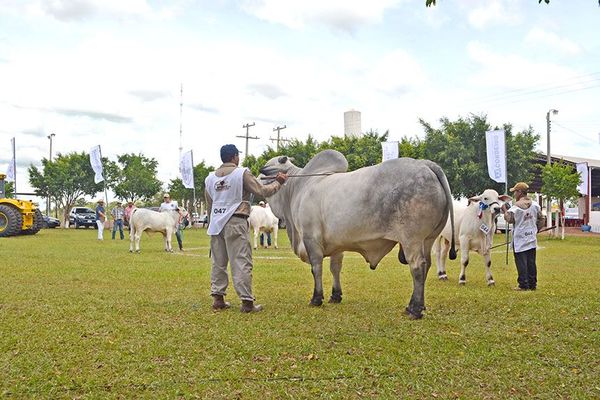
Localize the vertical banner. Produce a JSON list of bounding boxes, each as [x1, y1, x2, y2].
[[576, 162, 589, 195], [6, 137, 16, 183], [381, 141, 399, 162], [179, 150, 195, 189], [485, 129, 506, 183], [89, 145, 104, 184]]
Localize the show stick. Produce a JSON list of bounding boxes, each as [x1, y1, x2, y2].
[[260, 172, 335, 180], [491, 225, 557, 250]]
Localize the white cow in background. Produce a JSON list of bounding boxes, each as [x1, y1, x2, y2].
[[248, 204, 279, 249], [129, 208, 186, 253], [434, 189, 511, 286]]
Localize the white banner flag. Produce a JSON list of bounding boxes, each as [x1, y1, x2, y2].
[[381, 141, 399, 162], [485, 129, 506, 183], [6, 137, 15, 182], [576, 162, 588, 195], [179, 150, 195, 189], [89, 145, 104, 184]]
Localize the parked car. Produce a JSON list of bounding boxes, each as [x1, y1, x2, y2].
[[42, 215, 60, 228], [69, 207, 97, 228]]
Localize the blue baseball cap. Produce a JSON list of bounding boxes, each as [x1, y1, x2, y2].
[[220, 144, 241, 162]]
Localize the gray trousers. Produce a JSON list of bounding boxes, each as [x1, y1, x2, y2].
[[210, 216, 255, 301]]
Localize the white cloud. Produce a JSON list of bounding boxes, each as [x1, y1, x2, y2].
[[467, 0, 521, 30], [466, 41, 577, 89], [0, 0, 170, 22], [241, 0, 403, 33], [525, 27, 582, 56]]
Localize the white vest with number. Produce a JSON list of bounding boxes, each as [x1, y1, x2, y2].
[[205, 167, 246, 235], [509, 202, 540, 253]]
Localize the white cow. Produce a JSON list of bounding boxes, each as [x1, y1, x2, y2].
[[249, 204, 279, 249], [129, 208, 185, 253], [434, 189, 511, 285], [260, 150, 456, 320]]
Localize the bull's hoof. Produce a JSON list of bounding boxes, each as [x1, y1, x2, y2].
[[309, 298, 323, 307], [136, 250, 140, 254], [438, 274, 448, 281], [404, 307, 423, 320], [459, 280, 466, 285], [253, 247, 258, 250], [328, 296, 342, 304], [487, 280, 496, 286], [369, 264, 377, 270], [129, 250, 133, 253]]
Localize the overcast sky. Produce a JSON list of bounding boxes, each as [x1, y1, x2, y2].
[[1, 0, 599, 199]]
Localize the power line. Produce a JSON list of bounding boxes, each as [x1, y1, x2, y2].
[[460, 72, 600, 108], [553, 122, 598, 144]]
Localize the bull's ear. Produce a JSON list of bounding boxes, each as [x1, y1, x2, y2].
[[278, 156, 288, 164], [499, 195, 512, 202], [467, 196, 480, 205]]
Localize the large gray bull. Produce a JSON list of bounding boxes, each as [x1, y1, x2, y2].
[[260, 150, 456, 319]]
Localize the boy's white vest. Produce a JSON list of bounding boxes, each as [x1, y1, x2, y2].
[[509, 202, 541, 252], [205, 167, 246, 235]]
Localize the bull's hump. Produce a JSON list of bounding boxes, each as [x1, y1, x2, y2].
[[302, 150, 348, 174]]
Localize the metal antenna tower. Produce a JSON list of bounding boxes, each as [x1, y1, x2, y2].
[[179, 83, 183, 155]]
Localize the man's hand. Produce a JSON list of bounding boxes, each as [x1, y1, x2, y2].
[[275, 172, 288, 184]]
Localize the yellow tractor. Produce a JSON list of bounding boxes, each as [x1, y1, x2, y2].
[[0, 173, 43, 237]]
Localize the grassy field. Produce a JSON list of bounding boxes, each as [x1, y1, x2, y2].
[[1, 227, 599, 399]]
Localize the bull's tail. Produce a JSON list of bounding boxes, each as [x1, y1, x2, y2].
[[426, 161, 456, 260]]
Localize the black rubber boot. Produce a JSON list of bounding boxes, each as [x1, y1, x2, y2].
[[211, 295, 231, 310], [240, 300, 263, 313]]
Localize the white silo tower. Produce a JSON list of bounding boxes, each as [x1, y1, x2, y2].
[[344, 110, 362, 138]]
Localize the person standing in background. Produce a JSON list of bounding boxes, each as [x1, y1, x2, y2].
[[111, 201, 125, 240], [95, 199, 106, 241]]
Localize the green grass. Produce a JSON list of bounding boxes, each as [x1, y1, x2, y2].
[[1, 228, 599, 399]]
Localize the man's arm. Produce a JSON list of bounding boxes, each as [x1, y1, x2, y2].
[[243, 170, 287, 198], [501, 203, 515, 224], [536, 207, 545, 231], [205, 191, 213, 225]]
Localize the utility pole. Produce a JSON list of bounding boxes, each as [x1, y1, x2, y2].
[[46, 133, 55, 217], [546, 109, 558, 230], [270, 125, 290, 152], [236, 122, 259, 159]]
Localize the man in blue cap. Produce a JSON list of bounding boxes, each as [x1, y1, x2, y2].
[[205, 144, 288, 312]]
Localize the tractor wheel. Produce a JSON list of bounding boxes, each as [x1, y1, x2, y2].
[[0, 204, 23, 237], [23, 209, 43, 235]]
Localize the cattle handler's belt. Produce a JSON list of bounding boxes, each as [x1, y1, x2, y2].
[[232, 214, 248, 219]]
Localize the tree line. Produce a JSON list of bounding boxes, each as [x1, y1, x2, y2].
[[25, 114, 581, 226]]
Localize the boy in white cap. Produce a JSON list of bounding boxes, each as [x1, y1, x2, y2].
[[501, 182, 545, 291]]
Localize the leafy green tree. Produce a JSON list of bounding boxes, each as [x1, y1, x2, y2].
[[111, 153, 162, 203], [28, 152, 105, 226], [541, 161, 581, 239], [3, 181, 14, 198], [319, 130, 389, 171], [420, 114, 539, 198], [399, 136, 425, 159], [243, 135, 322, 174]]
